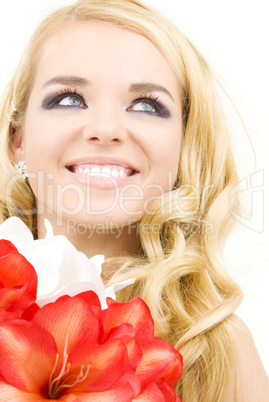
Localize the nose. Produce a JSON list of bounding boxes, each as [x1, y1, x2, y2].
[[82, 103, 128, 145]]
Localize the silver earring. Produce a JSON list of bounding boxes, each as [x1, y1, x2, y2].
[[7, 101, 17, 122], [14, 161, 28, 180], [11, 101, 17, 111]]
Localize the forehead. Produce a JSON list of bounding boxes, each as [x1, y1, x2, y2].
[[33, 21, 180, 96]]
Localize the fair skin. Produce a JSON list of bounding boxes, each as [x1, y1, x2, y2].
[[225, 315, 269, 401], [13, 21, 182, 258], [13, 21, 269, 400]]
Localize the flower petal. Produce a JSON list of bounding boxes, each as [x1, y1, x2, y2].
[[102, 298, 154, 338], [31, 298, 99, 356], [0, 239, 18, 256], [0, 218, 34, 254], [0, 320, 57, 393], [0, 381, 53, 402], [0, 240, 37, 292], [106, 323, 143, 370], [135, 334, 178, 389], [34, 234, 105, 305], [66, 340, 130, 392], [162, 350, 183, 386], [0, 240, 37, 317], [37, 283, 102, 308], [105, 278, 136, 301], [72, 378, 135, 401], [156, 379, 181, 401], [133, 382, 165, 401]]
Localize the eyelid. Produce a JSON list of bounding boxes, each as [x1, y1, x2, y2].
[[127, 94, 171, 118], [42, 87, 87, 109]]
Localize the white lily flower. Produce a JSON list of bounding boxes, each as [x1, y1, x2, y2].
[[0, 217, 135, 309]]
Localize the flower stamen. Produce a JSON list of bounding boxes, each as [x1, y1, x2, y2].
[[55, 364, 91, 395], [48, 335, 90, 399]]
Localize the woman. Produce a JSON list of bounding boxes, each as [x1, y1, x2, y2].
[[0, 0, 268, 400]]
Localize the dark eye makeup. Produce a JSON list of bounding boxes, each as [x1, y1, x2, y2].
[[127, 94, 171, 118], [42, 88, 87, 110], [42, 88, 171, 118]]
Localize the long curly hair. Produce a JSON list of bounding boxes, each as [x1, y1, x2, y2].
[[0, 0, 243, 400]]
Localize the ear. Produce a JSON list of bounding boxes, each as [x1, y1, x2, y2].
[[11, 130, 25, 163]]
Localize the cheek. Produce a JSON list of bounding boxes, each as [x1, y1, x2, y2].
[[23, 116, 65, 165], [149, 130, 181, 190]]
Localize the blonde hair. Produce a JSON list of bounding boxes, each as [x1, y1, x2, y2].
[[0, 0, 243, 400]]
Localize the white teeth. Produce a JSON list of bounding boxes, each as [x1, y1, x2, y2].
[[112, 169, 119, 177], [90, 167, 100, 177], [100, 167, 111, 178], [73, 166, 129, 177]]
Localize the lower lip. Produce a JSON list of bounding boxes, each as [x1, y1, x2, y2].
[[65, 168, 139, 189]]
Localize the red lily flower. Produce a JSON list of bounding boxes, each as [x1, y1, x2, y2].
[[0, 240, 37, 322], [0, 294, 182, 401]]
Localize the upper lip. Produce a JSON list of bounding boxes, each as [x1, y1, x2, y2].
[[65, 156, 139, 172]]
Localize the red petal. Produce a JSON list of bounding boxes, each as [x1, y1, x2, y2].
[[0, 241, 37, 315], [74, 291, 101, 309], [66, 339, 130, 392], [21, 302, 40, 321], [0, 239, 18, 256], [0, 308, 18, 323], [156, 379, 181, 401], [0, 242, 37, 290], [68, 377, 135, 401], [31, 297, 99, 356], [0, 320, 57, 393], [135, 334, 178, 389], [0, 382, 50, 402], [102, 297, 154, 339], [107, 324, 143, 370], [133, 382, 165, 401], [162, 350, 183, 385], [58, 395, 82, 402], [74, 291, 101, 320]]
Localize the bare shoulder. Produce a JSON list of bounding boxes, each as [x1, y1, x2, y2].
[[225, 314, 269, 401]]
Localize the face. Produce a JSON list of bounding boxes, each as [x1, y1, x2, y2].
[[14, 21, 183, 233]]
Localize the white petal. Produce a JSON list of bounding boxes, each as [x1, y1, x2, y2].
[[44, 219, 54, 239], [0, 217, 34, 247], [105, 278, 136, 301], [0, 218, 135, 310], [37, 282, 99, 307], [90, 254, 104, 275]]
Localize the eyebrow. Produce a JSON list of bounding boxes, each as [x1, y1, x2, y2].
[[129, 83, 174, 102], [42, 76, 175, 102], [42, 76, 89, 88]]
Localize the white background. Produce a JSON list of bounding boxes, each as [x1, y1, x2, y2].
[[0, 0, 268, 375]]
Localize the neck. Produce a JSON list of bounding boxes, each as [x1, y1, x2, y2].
[[37, 215, 141, 260]]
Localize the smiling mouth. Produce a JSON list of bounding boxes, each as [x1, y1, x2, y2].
[[67, 164, 136, 178]]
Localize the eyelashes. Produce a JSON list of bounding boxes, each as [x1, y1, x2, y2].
[[42, 88, 170, 118], [127, 95, 170, 118], [42, 88, 87, 110]]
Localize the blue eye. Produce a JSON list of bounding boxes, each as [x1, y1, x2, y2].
[[58, 95, 83, 107], [131, 101, 156, 113], [42, 89, 87, 110], [127, 97, 170, 118]]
